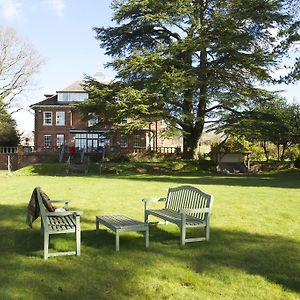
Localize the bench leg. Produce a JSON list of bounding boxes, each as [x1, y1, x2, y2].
[[44, 232, 49, 260], [205, 223, 210, 241], [180, 225, 186, 246], [76, 227, 81, 256], [116, 230, 120, 251], [40, 219, 44, 236], [96, 217, 100, 233], [144, 211, 149, 223], [180, 214, 186, 246]]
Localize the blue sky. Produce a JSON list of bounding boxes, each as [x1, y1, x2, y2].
[[0, 0, 115, 133], [0, 0, 299, 135]]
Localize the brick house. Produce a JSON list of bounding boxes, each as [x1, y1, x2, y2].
[[30, 79, 182, 154]]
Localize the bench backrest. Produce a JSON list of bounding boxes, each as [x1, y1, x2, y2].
[[36, 188, 46, 217], [35, 187, 55, 221], [165, 185, 213, 219]]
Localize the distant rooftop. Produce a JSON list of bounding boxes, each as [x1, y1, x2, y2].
[[92, 71, 109, 83], [57, 72, 109, 92], [60, 81, 85, 92]]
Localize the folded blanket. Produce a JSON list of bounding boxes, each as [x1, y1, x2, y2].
[[26, 187, 55, 228]]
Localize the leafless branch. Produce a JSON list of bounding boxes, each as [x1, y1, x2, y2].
[[0, 27, 43, 106]]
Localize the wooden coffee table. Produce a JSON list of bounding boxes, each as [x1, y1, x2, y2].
[[96, 214, 149, 251]]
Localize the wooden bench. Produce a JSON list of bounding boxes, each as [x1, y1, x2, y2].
[[96, 215, 149, 251], [36, 187, 83, 260], [143, 185, 213, 246]]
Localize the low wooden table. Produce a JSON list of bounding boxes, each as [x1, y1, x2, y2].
[[96, 215, 149, 251]]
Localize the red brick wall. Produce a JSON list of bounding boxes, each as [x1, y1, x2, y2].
[[33, 107, 88, 151], [0, 154, 18, 170], [0, 152, 59, 170]]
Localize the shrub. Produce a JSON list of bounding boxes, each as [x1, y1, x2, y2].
[[109, 154, 130, 163], [294, 157, 300, 169], [196, 157, 216, 171]]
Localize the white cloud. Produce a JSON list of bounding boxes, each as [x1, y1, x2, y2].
[[47, 0, 65, 18], [0, 0, 22, 21]]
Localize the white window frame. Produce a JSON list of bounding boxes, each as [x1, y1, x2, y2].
[[120, 117, 128, 124], [44, 135, 52, 148], [133, 135, 141, 148], [58, 92, 88, 102], [87, 113, 98, 127], [56, 134, 64, 148], [120, 135, 128, 148], [43, 112, 52, 126], [56, 111, 65, 126]]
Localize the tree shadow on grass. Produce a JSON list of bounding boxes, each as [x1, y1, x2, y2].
[[18, 163, 300, 189], [117, 170, 300, 189], [1, 203, 299, 297], [141, 225, 300, 293], [0, 205, 153, 299]]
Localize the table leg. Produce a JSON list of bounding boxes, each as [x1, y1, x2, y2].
[[116, 230, 120, 251], [145, 227, 149, 248]]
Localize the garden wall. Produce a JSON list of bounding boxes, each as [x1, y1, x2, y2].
[[0, 152, 59, 171]]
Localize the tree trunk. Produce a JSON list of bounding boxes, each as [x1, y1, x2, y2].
[[180, 2, 207, 159], [182, 130, 201, 159], [276, 144, 280, 161], [261, 141, 269, 161], [280, 143, 288, 161]]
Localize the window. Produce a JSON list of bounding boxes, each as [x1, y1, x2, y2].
[[133, 135, 141, 148], [56, 111, 65, 126], [56, 134, 64, 148], [75, 132, 109, 151], [120, 135, 128, 148], [57, 92, 88, 102], [44, 135, 52, 148], [120, 117, 128, 124], [43, 112, 52, 125], [87, 113, 98, 127]]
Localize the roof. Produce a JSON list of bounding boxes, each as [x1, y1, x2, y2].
[[30, 95, 60, 108], [92, 72, 109, 83], [30, 81, 86, 108], [59, 80, 85, 92], [31, 73, 108, 108], [210, 138, 251, 154]]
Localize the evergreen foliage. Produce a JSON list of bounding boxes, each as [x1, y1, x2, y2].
[[0, 102, 20, 147], [217, 98, 300, 161], [79, 0, 299, 158]]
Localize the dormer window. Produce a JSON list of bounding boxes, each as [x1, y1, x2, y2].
[[57, 92, 88, 102]]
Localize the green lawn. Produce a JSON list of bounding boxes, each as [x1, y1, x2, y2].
[[0, 166, 299, 299]]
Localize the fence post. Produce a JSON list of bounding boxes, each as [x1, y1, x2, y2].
[[7, 155, 11, 172]]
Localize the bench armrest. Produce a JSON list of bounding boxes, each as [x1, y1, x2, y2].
[[142, 197, 165, 203], [179, 208, 210, 214], [142, 197, 166, 211], [50, 200, 70, 204], [45, 210, 83, 217]]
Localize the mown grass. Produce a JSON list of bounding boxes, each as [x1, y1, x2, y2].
[[0, 165, 299, 299]]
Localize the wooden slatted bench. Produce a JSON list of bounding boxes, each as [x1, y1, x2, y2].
[[143, 185, 214, 246], [96, 215, 149, 251], [36, 187, 83, 260]]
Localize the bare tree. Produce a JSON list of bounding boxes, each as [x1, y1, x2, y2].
[[0, 27, 43, 107]]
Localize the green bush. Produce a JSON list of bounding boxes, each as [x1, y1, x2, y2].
[[109, 153, 131, 163], [294, 157, 300, 169], [196, 157, 216, 171]]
